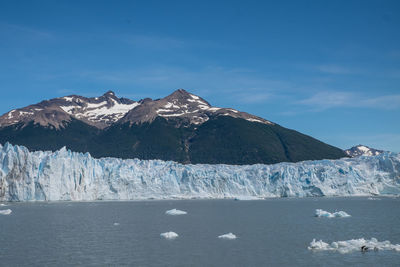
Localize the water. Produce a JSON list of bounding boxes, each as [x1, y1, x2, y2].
[[0, 197, 399, 266]]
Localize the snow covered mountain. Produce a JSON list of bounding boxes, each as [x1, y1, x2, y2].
[[0, 91, 139, 129], [119, 89, 271, 125], [0, 143, 399, 201], [345, 145, 384, 157], [0, 89, 269, 129], [0, 89, 347, 164]]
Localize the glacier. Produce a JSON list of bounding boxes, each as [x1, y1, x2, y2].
[[0, 143, 399, 202]]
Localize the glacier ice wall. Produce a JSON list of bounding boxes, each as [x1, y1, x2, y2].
[[0, 143, 399, 201]]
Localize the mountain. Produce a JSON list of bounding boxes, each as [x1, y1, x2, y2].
[[1, 143, 399, 201], [0, 89, 347, 164], [0, 90, 138, 129], [345, 145, 384, 157]]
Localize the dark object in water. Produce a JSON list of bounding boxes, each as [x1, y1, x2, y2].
[[361, 245, 369, 252]]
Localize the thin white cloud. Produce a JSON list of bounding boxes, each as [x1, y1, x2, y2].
[[297, 91, 356, 110], [0, 22, 52, 39], [326, 133, 400, 153], [124, 34, 185, 49], [298, 91, 400, 111], [77, 66, 288, 101], [315, 64, 357, 75], [119, 33, 232, 51], [236, 92, 272, 103]]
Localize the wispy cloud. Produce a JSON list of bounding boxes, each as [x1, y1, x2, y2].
[[119, 33, 232, 51], [0, 22, 52, 39], [234, 92, 272, 103], [124, 34, 186, 50], [315, 64, 357, 75], [76, 66, 290, 102], [297, 63, 362, 75], [298, 91, 400, 111], [326, 133, 400, 152]]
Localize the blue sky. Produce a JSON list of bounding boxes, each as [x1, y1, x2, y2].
[[1, 0, 399, 151]]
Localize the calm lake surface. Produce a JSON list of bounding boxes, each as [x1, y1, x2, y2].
[[0, 197, 399, 266]]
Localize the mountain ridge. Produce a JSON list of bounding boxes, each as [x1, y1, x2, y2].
[[0, 89, 271, 130], [0, 89, 347, 165]]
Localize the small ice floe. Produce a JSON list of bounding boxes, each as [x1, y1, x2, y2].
[[218, 233, 237, 240], [233, 196, 260, 201], [0, 209, 12, 215], [308, 238, 400, 253], [160, 231, 179, 240], [0, 204, 6, 206], [165, 209, 187, 215], [113, 222, 120, 226], [368, 197, 381, 200], [315, 209, 351, 218]]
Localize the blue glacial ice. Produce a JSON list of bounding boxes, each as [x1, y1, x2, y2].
[[0, 209, 12, 215], [160, 232, 179, 239], [218, 233, 237, 239], [0, 143, 399, 201], [315, 209, 351, 218], [165, 209, 187, 215], [308, 238, 400, 253]]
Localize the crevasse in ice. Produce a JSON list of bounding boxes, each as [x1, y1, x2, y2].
[[0, 143, 399, 201]]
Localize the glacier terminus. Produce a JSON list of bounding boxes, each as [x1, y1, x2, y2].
[[0, 143, 399, 202]]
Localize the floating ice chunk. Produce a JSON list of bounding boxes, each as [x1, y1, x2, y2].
[[165, 209, 187, 215], [113, 222, 120, 226], [0, 209, 12, 215], [218, 233, 237, 240], [160, 231, 179, 239], [0, 204, 6, 206], [315, 209, 351, 218], [233, 196, 260, 201], [368, 197, 381, 200], [308, 238, 400, 253]]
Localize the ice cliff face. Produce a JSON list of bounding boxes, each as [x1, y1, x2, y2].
[[0, 143, 399, 201]]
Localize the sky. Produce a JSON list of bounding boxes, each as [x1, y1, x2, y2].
[[0, 0, 399, 152]]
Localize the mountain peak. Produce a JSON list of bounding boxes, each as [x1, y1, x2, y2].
[[167, 88, 194, 98], [119, 88, 273, 126], [103, 90, 116, 97], [345, 145, 384, 157]]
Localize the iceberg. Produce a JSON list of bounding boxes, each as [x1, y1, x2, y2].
[[315, 209, 351, 218], [165, 209, 187, 215], [0, 209, 12, 215], [218, 233, 237, 239], [160, 232, 179, 239], [0, 143, 399, 201], [308, 238, 400, 253]]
